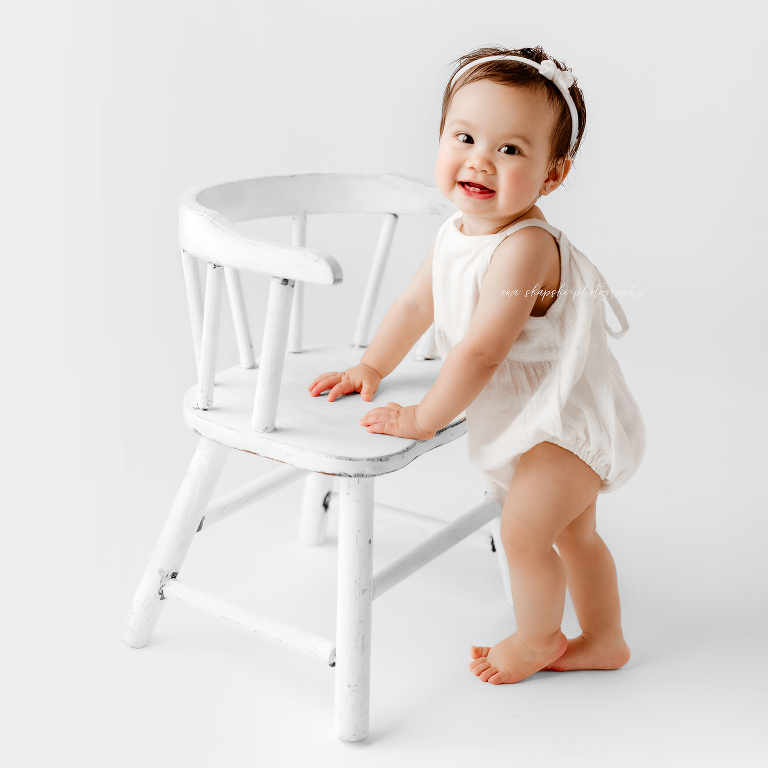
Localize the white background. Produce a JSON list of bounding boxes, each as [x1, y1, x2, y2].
[[3, 0, 766, 765]]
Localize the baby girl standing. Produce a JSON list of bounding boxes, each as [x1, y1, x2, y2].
[[308, 45, 646, 684]]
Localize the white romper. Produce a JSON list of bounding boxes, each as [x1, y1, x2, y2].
[[432, 210, 646, 496]]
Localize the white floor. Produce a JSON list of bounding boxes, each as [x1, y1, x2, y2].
[[9, 369, 766, 767]]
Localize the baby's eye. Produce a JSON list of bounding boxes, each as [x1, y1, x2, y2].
[[457, 133, 474, 144], [499, 145, 520, 155]]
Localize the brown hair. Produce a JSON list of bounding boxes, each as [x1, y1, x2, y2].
[[440, 45, 587, 174]]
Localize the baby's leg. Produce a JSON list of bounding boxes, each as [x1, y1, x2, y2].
[[468, 442, 602, 684], [543, 498, 630, 671]]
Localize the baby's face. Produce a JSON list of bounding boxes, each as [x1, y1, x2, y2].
[[435, 79, 558, 231]]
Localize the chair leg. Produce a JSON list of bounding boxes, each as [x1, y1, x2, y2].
[[334, 476, 374, 742], [121, 437, 229, 649], [486, 514, 514, 608], [479, 474, 514, 609], [298, 472, 334, 546]]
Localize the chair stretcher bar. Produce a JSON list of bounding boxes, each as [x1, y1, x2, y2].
[[328, 493, 496, 552], [160, 578, 336, 666], [198, 464, 310, 531], [372, 499, 502, 601]]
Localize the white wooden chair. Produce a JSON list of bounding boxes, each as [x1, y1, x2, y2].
[[121, 172, 513, 742]]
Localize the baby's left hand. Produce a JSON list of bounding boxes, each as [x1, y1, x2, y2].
[[359, 402, 436, 441]]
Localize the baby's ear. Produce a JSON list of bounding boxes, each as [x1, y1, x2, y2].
[[556, 156, 572, 182]]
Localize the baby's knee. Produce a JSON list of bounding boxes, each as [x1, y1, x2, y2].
[[555, 526, 599, 554], [500, 518, 551, 560]]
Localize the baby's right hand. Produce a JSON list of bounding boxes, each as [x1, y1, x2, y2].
[[307, 363, 382, 403]]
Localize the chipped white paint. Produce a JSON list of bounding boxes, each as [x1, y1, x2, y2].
[[299, 472, 334, 546], [334, 476, 374, 741], [371, 499, 502, 601], [353, 213, 398, 348], [122, 437, 228, 649], [161, 578, 336, 666]]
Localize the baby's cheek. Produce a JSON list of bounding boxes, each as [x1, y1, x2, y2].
[[434, 154, 455, 195]]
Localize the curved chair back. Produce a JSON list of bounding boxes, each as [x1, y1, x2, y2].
[[178, 172, 455, 432]]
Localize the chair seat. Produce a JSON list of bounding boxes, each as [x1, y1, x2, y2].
[[183, 344, 467, 476]]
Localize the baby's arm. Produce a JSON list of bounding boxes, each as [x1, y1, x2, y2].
[[308, 240, 436, 402], [416, 228, 552, 433], [358, 239, 436, 379]]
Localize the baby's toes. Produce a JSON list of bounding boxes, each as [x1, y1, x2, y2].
[[487, 669, 509, 685], [478, 664, 499, 683], [469, 658, 492, 676], [470, 645, 491, 659]]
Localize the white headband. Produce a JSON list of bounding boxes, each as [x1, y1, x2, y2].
[[449, 55, 579, 155]]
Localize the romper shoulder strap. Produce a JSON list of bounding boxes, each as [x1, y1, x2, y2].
[[441, 210, 462, 234], [432, 210, 461, 258], [591, 263, 630, 339], [498, 219, 631, 339], [498, 218, 563, 241]]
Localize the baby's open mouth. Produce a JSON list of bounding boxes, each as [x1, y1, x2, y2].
[[459, 181, 495, 198], [460, 181, 493, 191]]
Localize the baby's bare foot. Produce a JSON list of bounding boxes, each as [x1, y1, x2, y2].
[[543, 633, 630, 671], [468, 631, 567, 685]]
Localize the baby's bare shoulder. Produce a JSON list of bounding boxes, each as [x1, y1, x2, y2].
[[486, 220, 560, 311], [486, 221, 556, 277]]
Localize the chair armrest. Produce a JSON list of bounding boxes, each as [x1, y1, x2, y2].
[[179, 198, 342, 285]]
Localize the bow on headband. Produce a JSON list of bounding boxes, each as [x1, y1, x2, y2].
[[538, 59, 575, 90]]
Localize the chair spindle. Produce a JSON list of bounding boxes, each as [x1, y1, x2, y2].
[[287, 213, 307, 354], [181, 250, 204, 374], [251, 276, 296, 432], [352, 213, 398, 348], [224, 267, 256, 368], [413, 323, 440, 360], [196, 262, 224, 410]]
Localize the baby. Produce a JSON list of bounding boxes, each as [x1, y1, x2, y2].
[[307, 45, 646, 685]]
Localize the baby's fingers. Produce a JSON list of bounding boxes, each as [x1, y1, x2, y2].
[[359, 407, 390, 425], [307, 373, 340, 396], [360, 382, 378, 403], [364, 421, 395, 434], [326, 379, 356, 402]]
